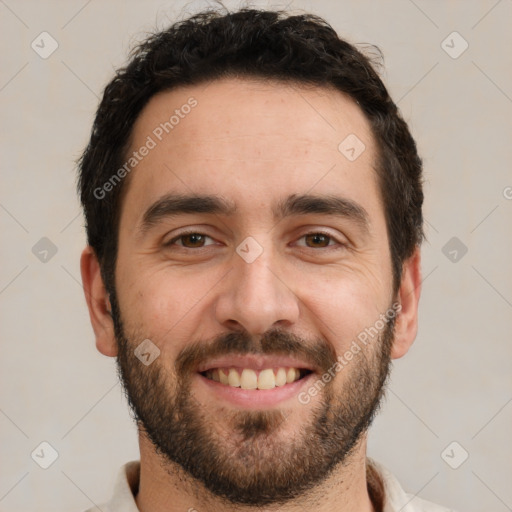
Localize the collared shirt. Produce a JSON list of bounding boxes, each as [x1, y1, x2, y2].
[[83, 458, 455, 512]]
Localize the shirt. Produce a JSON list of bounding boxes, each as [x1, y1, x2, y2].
[[83, 458, 455, 512]]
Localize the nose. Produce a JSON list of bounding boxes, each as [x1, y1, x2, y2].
[[214, 244, 300, 336]]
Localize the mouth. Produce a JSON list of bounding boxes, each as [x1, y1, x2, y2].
[[200, 366, 313, 390], [197, 354, 316, 389], [195, 355, 317, 408]]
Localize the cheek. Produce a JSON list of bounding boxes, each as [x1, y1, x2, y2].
[[115, 263, 218, 353], [299, 266, 389, 352]]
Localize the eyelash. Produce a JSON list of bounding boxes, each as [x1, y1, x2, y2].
[[165, 230, 346, 250]]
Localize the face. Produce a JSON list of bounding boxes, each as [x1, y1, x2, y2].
[[107, 77, 401, 505]]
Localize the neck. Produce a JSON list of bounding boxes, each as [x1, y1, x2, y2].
[[134, 432, 377, 512]]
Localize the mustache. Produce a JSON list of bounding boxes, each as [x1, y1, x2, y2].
[[174, 328, 338, 378]]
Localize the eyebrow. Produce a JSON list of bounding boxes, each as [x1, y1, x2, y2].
[[138, 193, 370, 235]]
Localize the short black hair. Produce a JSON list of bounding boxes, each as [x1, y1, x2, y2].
[[78, 7, 423, 295]]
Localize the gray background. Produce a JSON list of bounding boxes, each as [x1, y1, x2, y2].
[[1, 0, 511, 510]]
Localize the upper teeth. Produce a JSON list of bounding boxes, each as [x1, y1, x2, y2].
[[204, 367, 303, 390]]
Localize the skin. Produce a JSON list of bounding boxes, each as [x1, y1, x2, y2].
[[81, 77, 422, 512]]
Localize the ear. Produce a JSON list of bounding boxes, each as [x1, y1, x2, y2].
[[80, 246, 118, 357], [390, 247, 422, 360]]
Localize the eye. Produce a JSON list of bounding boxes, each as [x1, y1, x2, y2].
[[165, 231, 216, 249], [295, 232, 344, 249], [164, 230, 345, 251]]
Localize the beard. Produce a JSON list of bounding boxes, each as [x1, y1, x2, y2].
[[111, 289, 394, 507]]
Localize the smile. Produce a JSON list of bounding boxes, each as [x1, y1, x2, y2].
[[200, 367, 312, 390]]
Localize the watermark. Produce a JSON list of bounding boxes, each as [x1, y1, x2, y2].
[[31, 31, 59, 59], [32, 236, 58, 263], [338, 133, 366, 161], [93, 97, 198, 200], [442, 236, 468, 263], [134, 339, 160, 366], [441, 31, 469, 60], [31, 441, 59, 469], [441, 441, 469, 469], [236, 236, 264, 263], [298, 302, 401, 405]]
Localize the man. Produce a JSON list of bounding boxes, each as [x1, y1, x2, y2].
[[78, 6, 452, 512]]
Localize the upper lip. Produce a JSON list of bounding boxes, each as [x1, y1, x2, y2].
[[196, 354, 317, 373]]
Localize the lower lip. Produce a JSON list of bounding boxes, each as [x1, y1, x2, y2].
[[196, 372, 315, 409]]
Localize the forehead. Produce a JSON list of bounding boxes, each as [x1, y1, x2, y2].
[[119, 77, 380, 224]]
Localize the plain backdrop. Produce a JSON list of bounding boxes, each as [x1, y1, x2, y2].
[[1, 1, 511, 511]]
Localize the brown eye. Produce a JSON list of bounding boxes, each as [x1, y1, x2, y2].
[[304, 233, 333, 248], [166, 232, 216, 249], [180, 233, 207, 248]]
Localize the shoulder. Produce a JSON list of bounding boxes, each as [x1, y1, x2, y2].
[[79, 460, 141, 512], [404, 495, 457, 512], [367, 458, 457, 512]]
